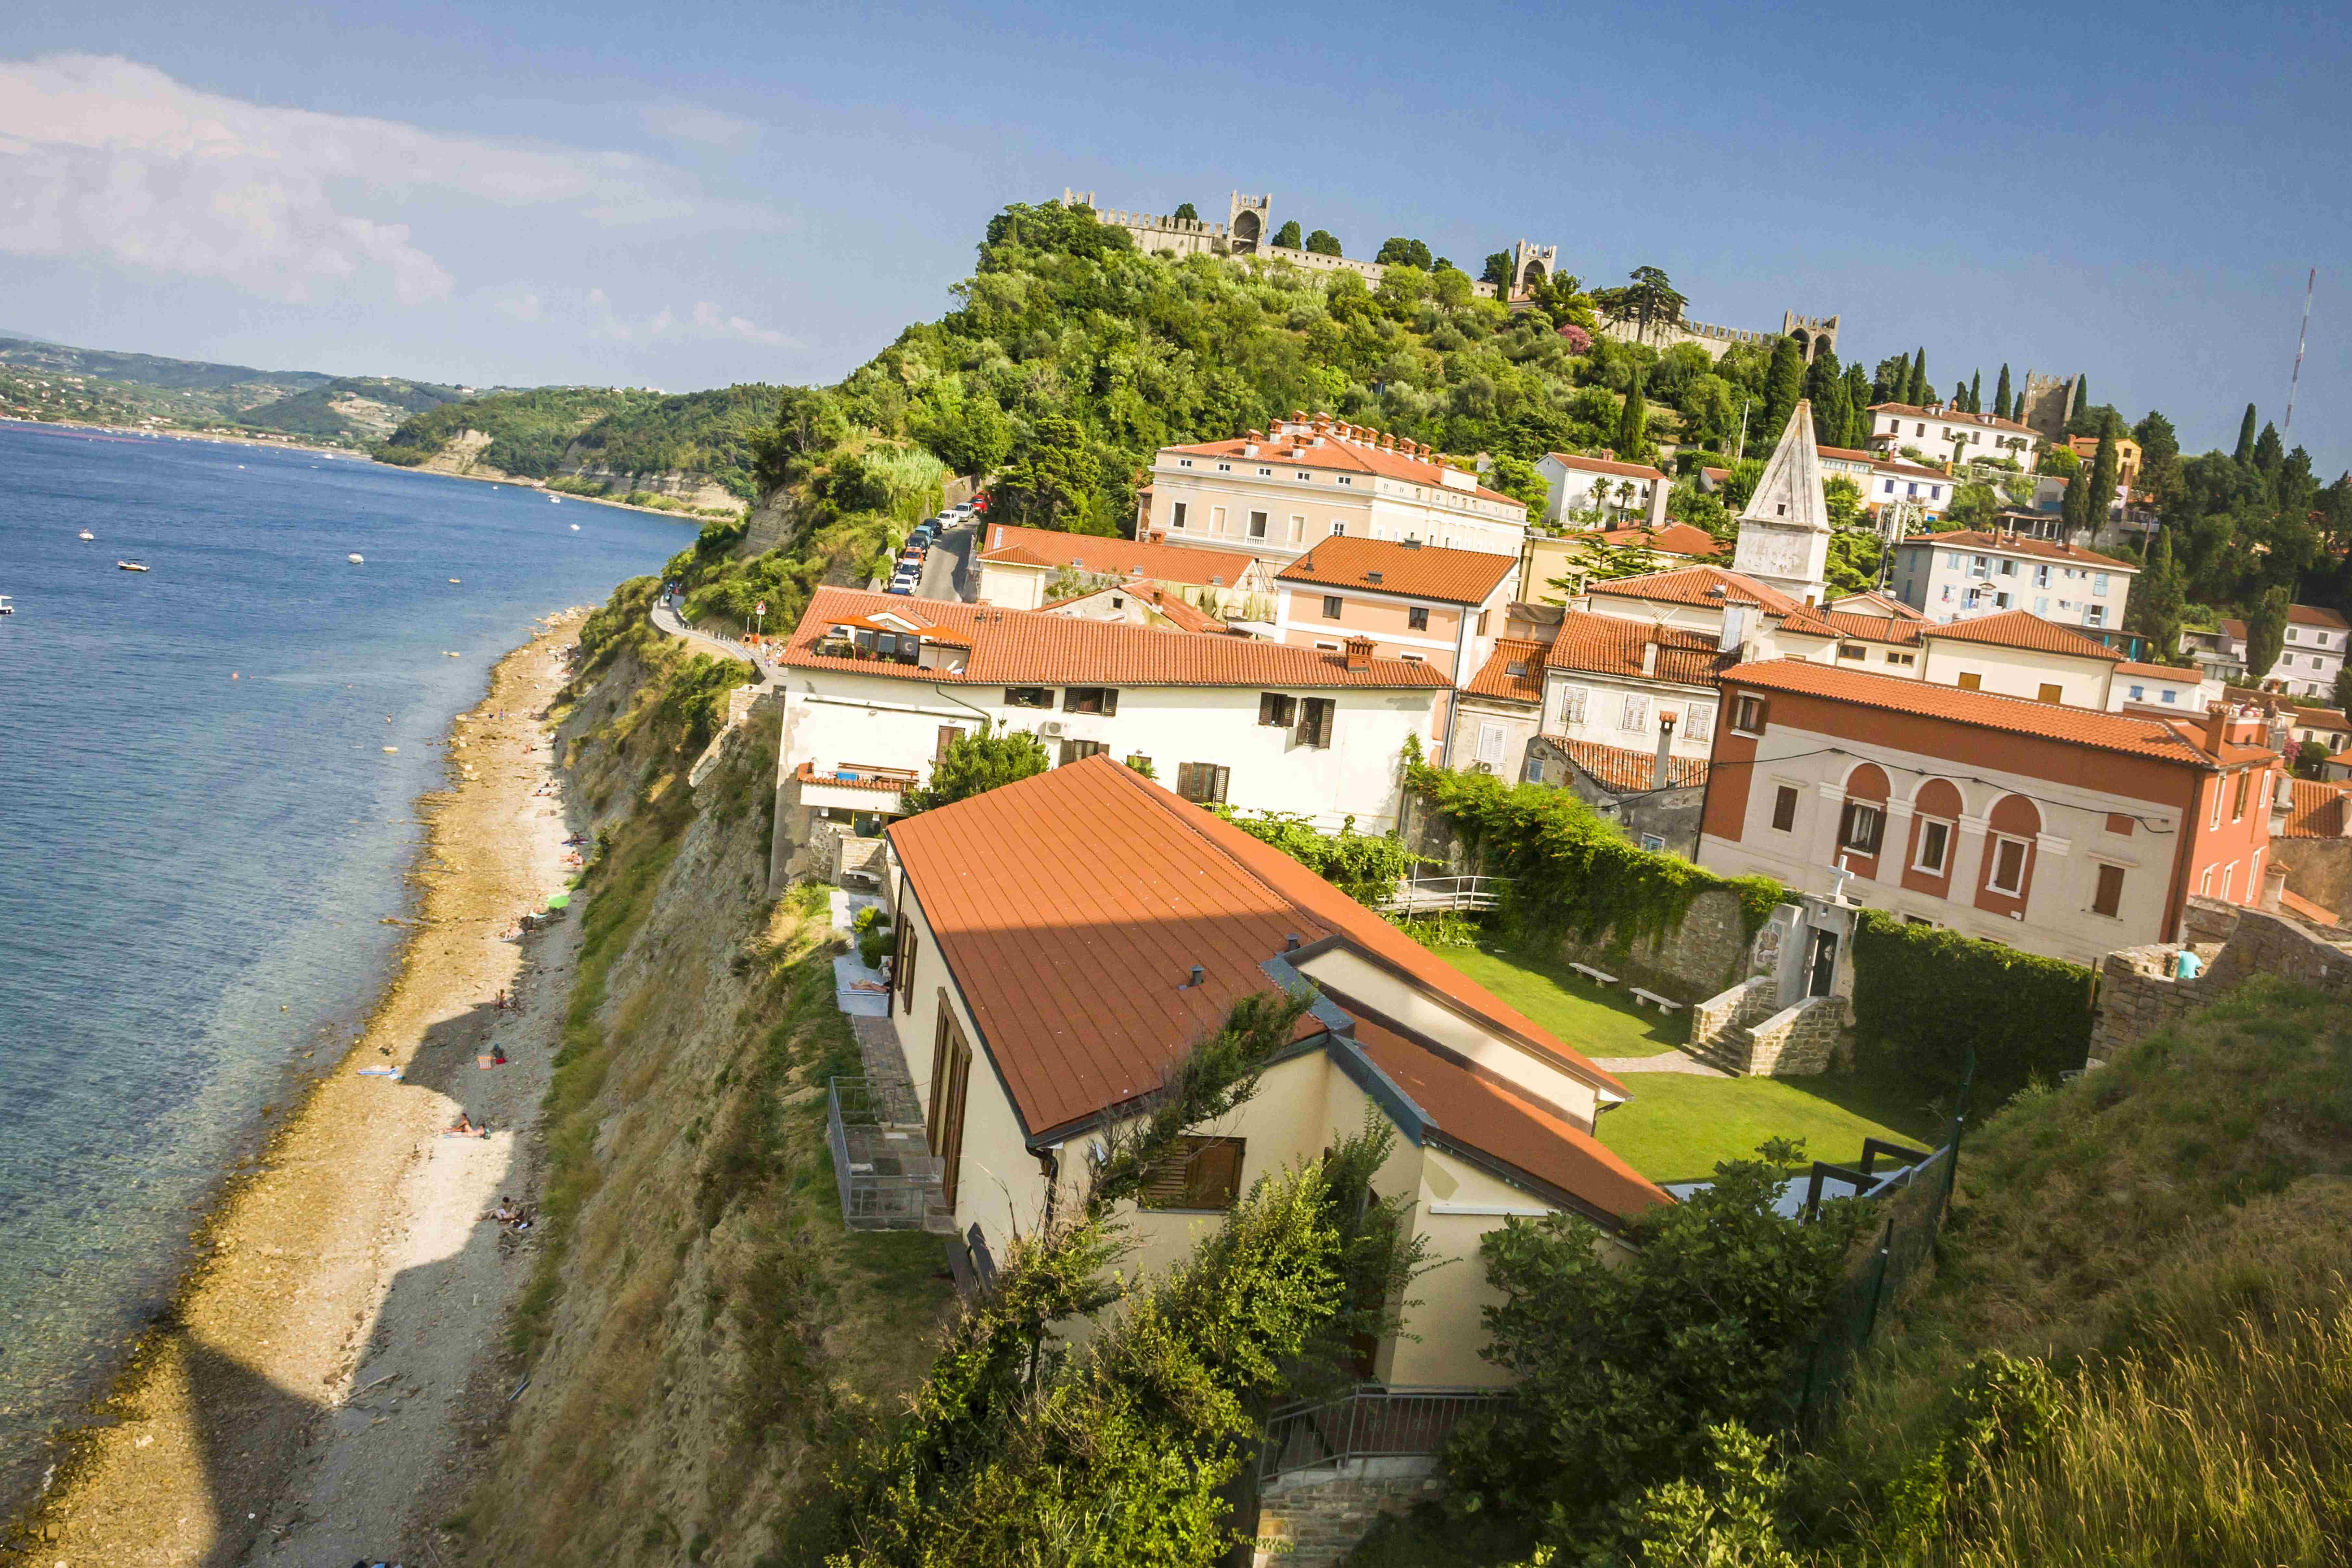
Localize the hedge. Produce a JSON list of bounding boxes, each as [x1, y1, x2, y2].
[[1848, 908, 2094, 1102], [1406, 758, 1783, 950]]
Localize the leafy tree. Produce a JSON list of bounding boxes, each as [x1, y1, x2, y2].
[[1994, 363, 2013, 420], [2334, 663, 2352, 718], [2233, 402, 2259, 464], [1432, 262, 1476, 308], [1593, 266, 1689, 346], [1719, 456, 1768, 514], [1482, 250, 1514, 289], [1946, 482, 2001, 531], [1215, 809, 1427, 902], [1757, 337, 1805, 445], [985, 199, 1134, 262], [2298, 739, 2332, 777], [1374, 236, 1434, 270], [1587, 1423, 1806, 1568], [901, 729, 1050, 813], [991, 414, 1105, 532], [912, 393, 1010, 479], [1552, 536, 1665, 590], [1486, 453, 1549, 514], [1871, 353, 1911, 405], [1272, 218, 1302, 249], [2040, 443, 2080, 478], [1444, 1147, 1864, 1543], [1304, 228, 1342, 257], [751, 386, 852, 490], [2128, 528, 2189, 662], [2247, 584, 2291, 685], [1804, 349, 1846, 448], [2133, 409, 2182, 501], [1615, 365, 1651, 463], [1172, 201, 1198, 223]]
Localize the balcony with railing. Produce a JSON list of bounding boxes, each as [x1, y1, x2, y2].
[[826, 1075, 953, 1232]]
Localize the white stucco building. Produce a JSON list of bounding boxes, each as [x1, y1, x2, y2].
[[1868, 402, 2043, 472], [2216, 605, 2352, 699], [1535, 452, 1669, 529], [1888, 529, 2138, 631]]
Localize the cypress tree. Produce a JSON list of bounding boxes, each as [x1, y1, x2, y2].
[[1993, 364, 2013, 420], [1813, 373, 1850, 451], [1615, 365, 1649, 463], [1841, 365, 1873, 446], [2129, 528, 2186, 660], [1968, 370, 1982, 413], [2072, 375, 2089, 421], [1907, 349, 1929, 405], [1759, 337, 1806, 443], [2062, 467, 2092, 534], [2086, 428, 2121, 529]]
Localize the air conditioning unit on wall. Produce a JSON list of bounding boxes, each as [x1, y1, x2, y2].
[[1040, 720, 1065, 737]]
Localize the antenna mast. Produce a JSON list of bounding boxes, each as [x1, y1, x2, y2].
[[2286, 268, 2316, 432]]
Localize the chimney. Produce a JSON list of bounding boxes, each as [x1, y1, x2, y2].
[[1343, 636, 1374, 671], [1641, 641, 1659, 677], [2263, 863, 2289, 913], [2204, 702, 2229, 755], [1283, 933, 1300, 952], [1653, 711, 1678, 792]]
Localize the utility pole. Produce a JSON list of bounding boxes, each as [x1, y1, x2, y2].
[[1735, 398, 1751, 464], [2286, 268, 2317, 433]]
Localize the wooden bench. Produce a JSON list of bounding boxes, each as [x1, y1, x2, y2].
[[1628, 988, 1683, 1014], [1567, 962, 1618, 987]]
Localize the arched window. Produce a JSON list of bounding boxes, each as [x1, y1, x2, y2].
[[1979, 794, 2042, 907], [1789, 329, 1812, 361], [1520, 259, 1547, 292], [1837, 763, 1891, 871], [1905, 779, 1964, 885], [1231, 210, 1261, 251]]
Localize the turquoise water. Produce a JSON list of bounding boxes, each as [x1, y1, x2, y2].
[[0, 423, 687, 1509]]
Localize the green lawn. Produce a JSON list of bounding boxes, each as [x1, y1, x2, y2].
[[1435, 945, 1945, 1185]]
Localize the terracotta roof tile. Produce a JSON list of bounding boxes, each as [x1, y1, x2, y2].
[[1043, 579, 1229, 634], [1464, 639, 1551, 704], [1873, 458, 1957, 482], [886, 759, 1641, 1177], [1553, 738, 1709, 792], [2280, 887, 2339, 926], [1544, 610, 1733, 685], [1722, 657, 2256, 766], [792, 761, 913, 792], [1817, 444, 1878, 463], [1542, 451, 1667, 482], [1922, 609, 2123, 661], [1868, 401, 2039, 437], [978, 523, 1262, 588], [1896, 529, 2138, 570], [2291, 603, 2352, 630], [782, 587, 1450, 690], [2116, 660, 2203, 682], [1169, 429, 1524, 508], [1277, 535, 1519, 605], [1818, 613, 1924, 647], [1586, 565, 1839, 637], [2281, 779, 2352, 839], [1573, 522, 1723, 557]]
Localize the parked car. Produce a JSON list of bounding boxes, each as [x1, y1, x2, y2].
[[910, 525, 934, 546], [885, 583, 913, 596]]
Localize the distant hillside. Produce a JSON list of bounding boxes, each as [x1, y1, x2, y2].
[[377, 383, 776, 502], [0, 334, 470, 446]]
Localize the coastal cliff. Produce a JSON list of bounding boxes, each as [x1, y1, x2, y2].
[[443, 595, 952, 1566]]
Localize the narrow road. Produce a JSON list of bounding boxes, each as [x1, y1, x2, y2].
[[917, 518, 976, 602], [651, 599, 779, 685]]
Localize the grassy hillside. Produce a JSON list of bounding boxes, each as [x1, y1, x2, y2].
[[377, 383, 778, 498]]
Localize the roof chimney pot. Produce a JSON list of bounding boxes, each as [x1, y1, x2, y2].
[[1343, 635, 1374, 671], [2204, 702, 2229, 755]]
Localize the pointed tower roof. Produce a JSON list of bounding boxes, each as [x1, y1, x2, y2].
[[1738, 400, 1829, 534]]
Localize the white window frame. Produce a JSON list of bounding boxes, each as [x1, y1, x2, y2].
[[1685, 704, 1715, 743], [1912, 817, 1954, 875], [1621, 694, 1650, 732], [1560, 684, 1590, 725], [1987, 833, 2030, 896], [1476, 722, 1507, 766]]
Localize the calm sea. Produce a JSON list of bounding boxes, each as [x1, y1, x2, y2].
[[0, 423, 688, 1509]]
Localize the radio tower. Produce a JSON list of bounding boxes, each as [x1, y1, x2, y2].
[[2285, 268, 2316, 433]]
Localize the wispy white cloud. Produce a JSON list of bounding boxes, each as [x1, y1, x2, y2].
[[641, 99, 762, 150], [514, 285, 801, 352], [0, 54, 783, 307]]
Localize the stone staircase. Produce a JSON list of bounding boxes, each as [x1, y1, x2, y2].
[[1686, 1024, 1754, 1076]]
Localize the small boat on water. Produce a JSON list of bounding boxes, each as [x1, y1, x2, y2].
[[569, 523, 579, 531], [117, 560, 148, 572], [348, 553, 365, 564], [0, 595, 14, 616], [77, 529, 94, 541]]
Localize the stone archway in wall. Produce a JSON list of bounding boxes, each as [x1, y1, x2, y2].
[[1789, 329, 1813, 363], [1231, 209, 1260, 253], [1518, 258, 1547, 294]]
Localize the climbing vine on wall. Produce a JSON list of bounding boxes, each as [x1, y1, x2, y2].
[[1406, 760, 1783, 950], [1849, 909, 2094, 1101]]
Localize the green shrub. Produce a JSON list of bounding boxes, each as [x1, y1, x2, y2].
[[1848, 909, 2092, 1101], [1214, 808, 1426, 904]]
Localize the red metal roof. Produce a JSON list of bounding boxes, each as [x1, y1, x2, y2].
[[1544, 610, 1732, 685], [1277, 535, 1519, 605], [782, 587, 1450, 690], [1921, 609, 2123, 661], [887, 759, 1645, 1210], [977, 523, 1262, 588]]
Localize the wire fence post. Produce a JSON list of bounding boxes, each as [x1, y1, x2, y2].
[[1859, 1216, 1897, 1342]]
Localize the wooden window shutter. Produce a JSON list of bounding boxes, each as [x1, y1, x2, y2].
[[2093, 863, 2125, 917], [896, 921, 919, 1012], [1137, 1136, 1246, 1210], [927, 1003, 973, 1214], [1100, 688, 1118, 715], [936, 725, 965, 760]]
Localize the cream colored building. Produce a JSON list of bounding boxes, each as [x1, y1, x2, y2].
[[878, 757, 1668, 1387], [1143, 413, 1528, 568]]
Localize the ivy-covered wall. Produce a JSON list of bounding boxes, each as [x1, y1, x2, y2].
[[1848, 909, 2095, 1101]]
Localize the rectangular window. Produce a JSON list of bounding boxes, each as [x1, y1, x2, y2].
[[1621, 694, 1650, 731], [1170, 501, 1188, 529], [1476, 610, 1490, 635], [1058, 738, 1107, 765], [1838, 801, 1885, 856], [1957, 672, 1982, 691], [1969, 556, 1989, 578], [1887, 651, 1917, 667], [1913, 818, 1952, 874], [2035, 596, 2050, 615], [1258, 692, 1296, 727], [2222, 863, 2237, 901], [1989, 836, 2029, 895], [1137, 1135, 1246, 1211], [2129, 685, 2145, 701], [2038, 683, 2063, 703], [1686, 704, 1715, 742], [1477, 722, 1507, 766], [1733, 694, 1769, 734], [2163, 690, 2177, 703], [1288, 515, 1305, 542], [1562, 685, 1590, 725], [927, 1006, 973, 1213], [1063, 686, 1119, 715], [1296, 697, 1336, 749], [1323, 594, 1344, 619], [1838, 642, 1866, 659], [1175, 762, 1231, 804], [1248, 510, 1269, 539], [1408, 606, 1431, 631], [1640, 834, 1666, 852], [2092, 863, 2126, 917], [2233, 769, 2250, 820], [2094, 573, 2110, 594], [1211, 506, 1226, 533], [2035, 564, 2050, 587], [1771, 785, 1799, 832], [1999, 559, 2016, 578], [895, 921, 919, 1012], [936, 725, 967, 760], [1125, 754, 1152, 774], [1006, 685, 1052, 708], [2085, 605, 2106, 627]]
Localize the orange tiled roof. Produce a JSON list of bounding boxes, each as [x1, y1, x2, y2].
[[1921, 609, 2123, 661], [1868, 402, 2039, 437], [977, 523, 1262, 589], [1873, 459, 1956, 482], [782, 587, 1450, 690], [1543, 451, 1667, 481], [1277, 535, 1518, 605], [1817, 444, 1878, 463], [1574, 521, 1723, 558], [2281, 779, 2352, 839], [791, 761, 911, 792], [2291, 603, 2352, 631], [1464, 639, 1551, 704], [1818, 613, 1924, 647], [886, 758, 1659, 1224], [1585, 565, 1839, 637], [1167, 428, 1524, 508], [1043, 579, 1229, 634], [1553, 738, 1709, 792], [2280, 887, 2339, 926], [1545, 610, 1732, 685], [1722, 657, 2263, 767], [1827, 590, 1929, 622], [2116, 660, 2202, 682], [1897, 529, 2138, 570]]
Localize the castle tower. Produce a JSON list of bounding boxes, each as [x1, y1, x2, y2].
[[2016, 372, 2080, 443], [1510, 240, 1558, 297], [1732, 401, 1832, 606], [1228, 192, 1272, 254]]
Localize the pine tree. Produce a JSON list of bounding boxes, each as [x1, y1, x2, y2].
[[1841, 364, 1874, 446], [1615, 365, 1650, 463], [1993, 364, 2013, 420], [2234, 403, 2259, 464], [1968, 370, 1982, 413], [2254, 421, 2284, 477], [1759, 338, 1806, 442]]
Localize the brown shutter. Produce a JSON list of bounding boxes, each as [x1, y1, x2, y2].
[[927, 1003, 973, 1214], [896, 922, 919, 1012], [936, 725, 965, 760], [1100, 688, 1118, 715], [2093, 863, 2125, 917]]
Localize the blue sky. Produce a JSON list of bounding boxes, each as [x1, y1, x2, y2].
[[3, 1, 2347, 471]]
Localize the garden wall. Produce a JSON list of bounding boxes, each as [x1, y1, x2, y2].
[[2090, 899, 2352, 1063]]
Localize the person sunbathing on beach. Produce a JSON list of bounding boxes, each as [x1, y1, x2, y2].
[[449, 1112, 487, 1137]]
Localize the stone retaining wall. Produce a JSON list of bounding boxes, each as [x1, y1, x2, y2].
[[2089, 898, 2352, 1063], [1250, 1461, 1444, 1568], [1748, 995, 1845, 1076], [1691, 976, 1777, 1063]]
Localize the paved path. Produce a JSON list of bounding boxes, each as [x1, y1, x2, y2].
[[916, 517, 975, 602], [1590, 1049, 1729, 1077], [650, 598, 779, 686]]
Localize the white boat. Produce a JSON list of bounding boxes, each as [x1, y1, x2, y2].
[[0, 595, 13, 615], [348, 553, 365, 564], [549, 496, 561, 504], [77, 529, 93, 541], [118, 560, 148, 572], [569, 523, 579, 531]]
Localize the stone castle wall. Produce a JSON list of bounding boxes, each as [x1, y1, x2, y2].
[[1249, 1463, 1444, 1568], [2089, 898, 2352, 1062]]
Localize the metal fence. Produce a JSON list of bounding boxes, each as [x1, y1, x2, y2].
[[1257, 1385, 1505, 1483], [826, 1076, 951, 1232], [1377, 874, 1508, 913]]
